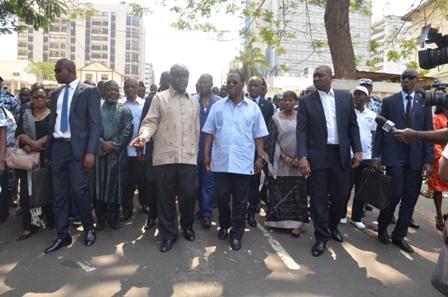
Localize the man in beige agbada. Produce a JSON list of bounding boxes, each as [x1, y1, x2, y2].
[[131, 63, 200, 252]]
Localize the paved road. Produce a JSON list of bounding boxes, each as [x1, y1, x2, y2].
[[0, 191, 445, 297]]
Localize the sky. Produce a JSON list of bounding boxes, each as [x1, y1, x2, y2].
[[0, 0, 417, 92]]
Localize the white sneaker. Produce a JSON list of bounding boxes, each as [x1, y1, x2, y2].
[[371, 220, 378, 225], [350, 219, 365, 229], [340, 217, 348, 224]]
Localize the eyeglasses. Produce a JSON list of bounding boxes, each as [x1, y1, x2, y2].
[[32, 96, 47, 100], [226, 80, 241, 85], [401, 74, 417, 80], [54, 68, 66, 74]]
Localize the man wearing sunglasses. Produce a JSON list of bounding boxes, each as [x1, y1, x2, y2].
[[372, 69, 433, 253], [44, 58, 102, 253]]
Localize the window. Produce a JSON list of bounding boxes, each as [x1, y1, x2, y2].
[[101, 74, 108, 80], [85, 74, 93, 80], [91, 28, 101, 34], [102, 12, 109, 17], [13, 72, 20, 77], [91, 53, 101, 59], [92, 45, 101, 50], [102, 45, 108, 51], [102, 21, 108, 26], [102, 29, 108, 34], [101, 54, 107, 59], [18, 42, 27, 47], [92, 21, 102, 26]]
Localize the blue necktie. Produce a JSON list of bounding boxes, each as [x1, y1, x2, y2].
[[60, 84, 69, 132]]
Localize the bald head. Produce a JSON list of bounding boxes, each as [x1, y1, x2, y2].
[[55, 58, 77, 84]]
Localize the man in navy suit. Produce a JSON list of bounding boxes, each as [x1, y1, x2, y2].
[[372, 68, 433, 253], [297, 65, 362, 257], [45, 58, 102, 253], [246, 76, 274, 228]]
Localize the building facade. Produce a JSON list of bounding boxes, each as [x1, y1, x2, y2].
[[144, 62, 155, 88], [370, 16, 411, 74], [246, 1, 371, 77], [17, 4, 146, 83]]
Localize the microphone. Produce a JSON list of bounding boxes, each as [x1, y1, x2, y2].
[[375, 116, 397, 132]]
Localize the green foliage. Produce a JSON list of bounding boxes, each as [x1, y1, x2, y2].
[[406, 61, 430, 76], [367, 40, 379, 53], [0, 0, 97, 35], [386, 50, 401, 62], [24, 61, 56, 82], [355, 55, 363, 66], [365, 57, 381, 69], [120, 1, 152, 18], [234, 38, 269, 83]]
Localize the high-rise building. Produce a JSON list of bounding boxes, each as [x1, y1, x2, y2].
[[246, 1, 371, 77], [370, 16, 411, 74], [144, 62, 155, 88], [16, 4, 146, 82]]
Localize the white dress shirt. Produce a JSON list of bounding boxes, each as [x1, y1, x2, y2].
[[53, 78, 80, 138], [318, 87, 339, 144]]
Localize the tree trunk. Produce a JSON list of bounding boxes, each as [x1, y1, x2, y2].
[[324, 0, 357, 79]]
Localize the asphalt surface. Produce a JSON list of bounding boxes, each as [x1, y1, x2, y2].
[[0, 188, 446, 297]]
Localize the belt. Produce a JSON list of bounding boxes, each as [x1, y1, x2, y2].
[[54, 138, 71, 142]]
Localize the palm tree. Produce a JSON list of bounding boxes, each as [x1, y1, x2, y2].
[[234, 39, 269, 83]]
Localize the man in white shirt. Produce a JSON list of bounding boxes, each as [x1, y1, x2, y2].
[[341, 86, 377, 229]]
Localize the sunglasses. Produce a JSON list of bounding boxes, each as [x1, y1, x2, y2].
[[54, 68, 67, 74], [401, 74, 417, 80], [226, 80, 241, 85]]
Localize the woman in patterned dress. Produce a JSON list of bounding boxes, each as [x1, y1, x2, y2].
[[428, 106, 448, 231], [263, 91, 309, 236]]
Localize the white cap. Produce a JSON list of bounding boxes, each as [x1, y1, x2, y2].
[[351, 86, 369, 97]]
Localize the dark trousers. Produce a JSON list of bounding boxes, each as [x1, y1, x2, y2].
[[308, 145, 350, 242], [51, 142, 93, 239], [122, 157, 147, 216], [154, 164, 197, 241], [196, 161, 215, 217], [247, 173, 261, 216], [214, 172, 250, 240], [378, 148, 421, 239], [0, 168, 9, 219], [94, 200, 120, 219], [145, 161, 157, 221], [17, 169, 55, 231], [342, 159, 371, 222]]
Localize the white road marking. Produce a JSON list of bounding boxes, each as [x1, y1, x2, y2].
[[256, 222, 300, 270]]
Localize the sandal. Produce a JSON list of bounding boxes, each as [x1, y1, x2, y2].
[[436, 216, 445, 232], [291, 228, 301, 236]]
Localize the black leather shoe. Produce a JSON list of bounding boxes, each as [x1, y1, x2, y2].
[[378, 228, 389, 244], [247, 215, 257, 227], [184, 229, 195, 241], [46, 223, 56, 231], [231, 239, 241, 251], [17, 230, 36, 241], [45, 237, 72, 253], [409, 219, 419, 229], [85, 229, 96, 246], [144, 218, 155, 230], [160, 239, 176, 252], [96, 217, 106, 231], [218, 228, 228, 240], [142, 205, 150, 214], [108, 218, 121, 230], [312, 241, 326, 257], [195, 211, 202, 220], [392, 237, 414, 253], [201, 216, 211, 226], [331, 229, 343, 242], [364, 204, 373, 211], [390, 215, 396, 224], [119, 213, 131, 222]]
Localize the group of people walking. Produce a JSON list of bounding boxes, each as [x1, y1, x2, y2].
[[0, 58, 444, 258]]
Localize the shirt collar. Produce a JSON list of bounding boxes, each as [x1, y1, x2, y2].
[[401, 90, 415, 99], [248, 95, 260, 102], [169, 86, 189, 98], [67, 78, 80, 90], [317, 87, 335, 97], [123, 96, 144, 104]]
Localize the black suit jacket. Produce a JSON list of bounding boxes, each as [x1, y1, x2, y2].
[[372, 92, 433, 170], [138, 93, 155, 163], [46, 81, 102, 162], [296, 89, 362, 170], [257, 97, 274, 126]]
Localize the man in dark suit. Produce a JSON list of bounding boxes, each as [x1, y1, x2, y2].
[[139, 71, 171, 230], [297, 65, 362, 257], [246, 76, 274, 228], [372, 68, 433, 253], [44, 58, 102, 253]]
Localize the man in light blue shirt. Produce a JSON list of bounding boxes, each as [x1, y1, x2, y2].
[[202, 72, 268, 251]]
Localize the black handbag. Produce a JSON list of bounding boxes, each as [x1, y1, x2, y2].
[[354, 169, 393, 210], [30, 167, 52, 208]]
